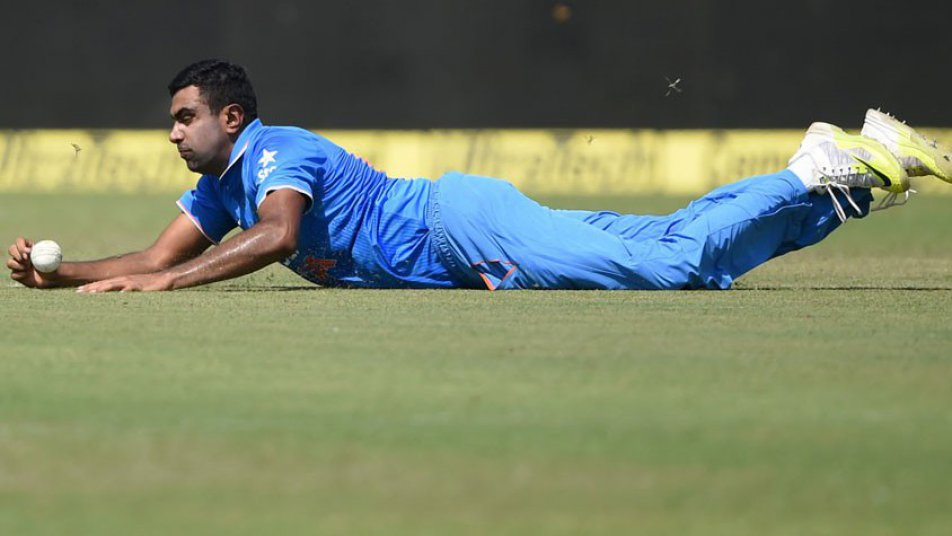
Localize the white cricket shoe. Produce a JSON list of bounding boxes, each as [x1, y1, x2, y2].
[[788, 122, 909, 222]]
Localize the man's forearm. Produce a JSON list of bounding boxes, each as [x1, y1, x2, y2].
[[50, 251, 167, 287], [160, 223, 294, 290]]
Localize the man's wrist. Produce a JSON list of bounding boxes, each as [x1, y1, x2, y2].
[[160, 269, 181, 290], [38, 266, 70, 288], [43, 263, 90, 287]]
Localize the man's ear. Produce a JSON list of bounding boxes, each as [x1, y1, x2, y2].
[[221, 104, 245, 136]]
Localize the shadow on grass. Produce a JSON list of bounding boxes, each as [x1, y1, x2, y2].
[[734, 286, 952, 291], [202, 285, 952, 292], [199, 285, 325, 292]]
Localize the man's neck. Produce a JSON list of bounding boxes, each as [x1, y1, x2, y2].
[[208, 148, 233, 177], [210, 127, 246, 176]]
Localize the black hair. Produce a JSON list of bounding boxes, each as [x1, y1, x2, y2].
[[168, 59, 258, 126]]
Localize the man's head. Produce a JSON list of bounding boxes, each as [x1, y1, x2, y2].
[[167, 60, 258, 175]]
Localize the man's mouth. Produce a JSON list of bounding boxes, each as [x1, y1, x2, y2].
[[178, 148, 192, 159]]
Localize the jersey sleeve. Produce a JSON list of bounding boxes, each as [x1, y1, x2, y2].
[[251, 132, 325, 212], [176, 175, 237, 244]]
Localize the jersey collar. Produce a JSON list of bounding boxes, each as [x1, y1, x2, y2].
[[218, 118, 263, 180]]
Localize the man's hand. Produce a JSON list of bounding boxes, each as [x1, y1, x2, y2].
[[12, 190, 304, 293], [7, 214, 212, 290], [76, 273, 175, 293], [7, 237, 60, 289]]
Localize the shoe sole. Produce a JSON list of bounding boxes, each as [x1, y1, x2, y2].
[[862, 109, 952, 183]]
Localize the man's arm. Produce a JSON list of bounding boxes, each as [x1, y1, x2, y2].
[[76, 189, 307, 292], [7, 213, 213, 289]]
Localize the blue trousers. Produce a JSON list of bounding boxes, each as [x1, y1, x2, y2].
[[430, 170, 872, 290]]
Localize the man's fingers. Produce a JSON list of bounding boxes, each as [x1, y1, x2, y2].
[[7, 257, 26, 271], [12, 238, 32, 263], [10, 271, 25, 281], [78, 277, 144, 293], [8, 244, 25, 263], [78, 280, 113, 293], [15, 237, 32, 258], [77, 283, 98, 293]]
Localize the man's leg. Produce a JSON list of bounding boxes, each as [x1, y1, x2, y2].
[[433, 171, 866, 290], [435, 116, 919, 290], [551, 173, 795, 242], [616, 171, 870, 289], [433, 173, 639, 289]]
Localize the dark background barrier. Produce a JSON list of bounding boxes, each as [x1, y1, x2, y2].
[[1, 0, 949, 129]]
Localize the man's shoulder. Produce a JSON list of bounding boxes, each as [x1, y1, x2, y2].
[[247, 125, 340, 162], [253, 124, 326, 147]]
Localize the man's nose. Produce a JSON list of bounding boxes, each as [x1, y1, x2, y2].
[[169, 125, 183, 143]]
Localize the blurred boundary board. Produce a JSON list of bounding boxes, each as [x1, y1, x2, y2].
[[1, 129, 950, 195]]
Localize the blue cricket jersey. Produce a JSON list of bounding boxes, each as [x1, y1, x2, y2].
[[176, 119, 459, 288]]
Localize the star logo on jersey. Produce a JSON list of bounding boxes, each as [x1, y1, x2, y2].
[[257, 149, 278, 183], [258, 149, 278, 167]]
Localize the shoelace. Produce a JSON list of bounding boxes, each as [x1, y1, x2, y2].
[[816, 170, 916, 222], [872, 189, 916, 212], [816, 181, 860, 223], [817, 167, 867, 223], [817, 165, 913, 222]]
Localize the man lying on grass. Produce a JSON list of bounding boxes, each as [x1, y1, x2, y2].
[[7, 59, 952, 292]]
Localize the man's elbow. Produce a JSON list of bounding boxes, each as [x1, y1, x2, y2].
[[273, 237, 298, 260], [267, 225, 299, 260], [146, 249, 184, 272]]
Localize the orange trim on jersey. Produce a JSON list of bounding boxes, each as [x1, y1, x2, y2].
[[471, 260, 518, 291]]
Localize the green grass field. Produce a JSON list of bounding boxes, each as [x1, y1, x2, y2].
[[2, 193, 951, 535]]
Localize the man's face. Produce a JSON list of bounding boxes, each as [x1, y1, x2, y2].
[[168, 85, 233, 176]]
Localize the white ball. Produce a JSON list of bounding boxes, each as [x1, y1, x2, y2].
[[31, 240, 63, 273]]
